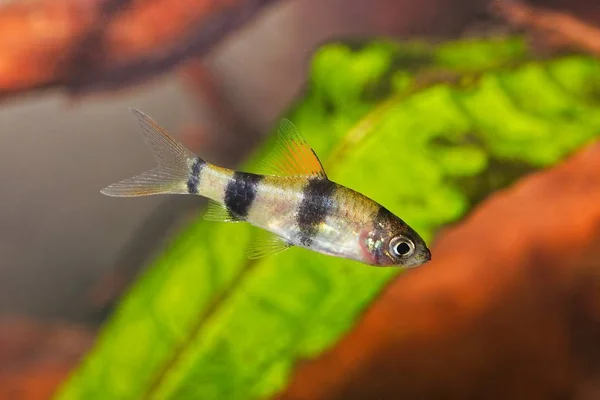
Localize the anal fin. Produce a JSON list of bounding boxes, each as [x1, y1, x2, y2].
[[246, 230, 292, 259], [204, 200, 241, 223]]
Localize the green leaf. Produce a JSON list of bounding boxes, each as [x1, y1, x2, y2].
[[56, 37, 600, 400]]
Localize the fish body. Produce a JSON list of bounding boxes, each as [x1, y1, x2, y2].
[[101, 109, 431, 267]]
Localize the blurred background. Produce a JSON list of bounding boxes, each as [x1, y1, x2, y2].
[[1, 0, 600, 399], [0, 0, 491, 322]]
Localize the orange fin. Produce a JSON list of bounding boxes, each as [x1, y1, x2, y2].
[[256, 119, 327, 178]]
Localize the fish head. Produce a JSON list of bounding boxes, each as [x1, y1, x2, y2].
[[362, 207, 431, 267]]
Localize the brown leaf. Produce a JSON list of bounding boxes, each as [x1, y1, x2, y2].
[[0, 0, 280, 98], [494, 0, 600, 55], [278, 142, 600, 399], [0, 318, 95, 400]]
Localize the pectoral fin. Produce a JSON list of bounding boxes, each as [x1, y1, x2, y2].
[[245, 230, 292, 259]]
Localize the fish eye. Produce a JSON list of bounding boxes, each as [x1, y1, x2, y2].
[[389, 237, 415, 259]]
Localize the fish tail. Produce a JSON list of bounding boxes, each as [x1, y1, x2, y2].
[[101, 109, 207, 197]]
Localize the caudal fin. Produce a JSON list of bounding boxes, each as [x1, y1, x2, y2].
[[101, 109, 202, 197]]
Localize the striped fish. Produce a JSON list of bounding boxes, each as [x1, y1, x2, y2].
[[101, 109, 431, 267]]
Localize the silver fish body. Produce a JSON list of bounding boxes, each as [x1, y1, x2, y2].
[[101, 109, 431, 267]]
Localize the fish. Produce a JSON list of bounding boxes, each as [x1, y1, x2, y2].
[[101, 109, 431, 267]]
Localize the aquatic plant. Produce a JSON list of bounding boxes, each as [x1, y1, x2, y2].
[[57, 36, 600, 399]]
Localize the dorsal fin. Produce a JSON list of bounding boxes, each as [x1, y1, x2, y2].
[[256, 119, 327, 178]]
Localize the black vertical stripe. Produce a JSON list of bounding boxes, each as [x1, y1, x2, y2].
[[297, 177, 336, 246], [224, 172, 263, 219], [374, 206, 393, 226], [373, 206, 396, 264], [187, 157, 206, 194]]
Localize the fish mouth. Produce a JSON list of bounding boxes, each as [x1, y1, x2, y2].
[[404, 248, 431, 268], [423, 248, 432, 262]]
